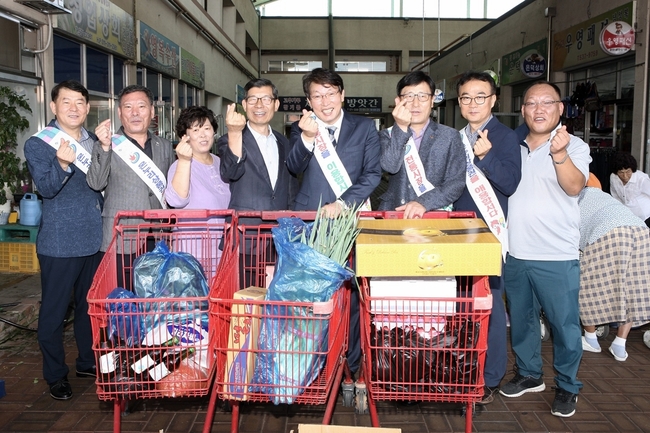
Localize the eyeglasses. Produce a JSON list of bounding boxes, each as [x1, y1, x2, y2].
[[523, 100, 561, 108], [309, 90, 340, 103], [459, 95, 494, 105], [245, 96, 275, 105], [400, 92, 432, 102]]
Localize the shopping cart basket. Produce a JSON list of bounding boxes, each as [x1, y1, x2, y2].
[[354, 211, 493, 433], [205, 211, 354, 433], [87, 209, 236, 433]]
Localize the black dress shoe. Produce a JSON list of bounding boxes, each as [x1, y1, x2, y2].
[[49, 379, 73, 400], [76, 365, 97, 378]]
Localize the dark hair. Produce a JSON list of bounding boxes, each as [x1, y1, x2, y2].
[[456, 71, 497, 95], [244, 78, 279, 99], [396, 71, 435, 95], [51, 80, 89, 103], [302, 68, 344, 96], [613, 152, 638, 173], [523, 81, 562, 101], [175, 106, 218, 138], [117, 84, 154, 106]]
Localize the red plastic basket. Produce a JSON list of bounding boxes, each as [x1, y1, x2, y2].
[[204, 211, 353, 433], [86, 209, 237, 432]]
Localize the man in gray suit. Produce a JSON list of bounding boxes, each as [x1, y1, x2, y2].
[[379, 71, 466, 217], [88, 85, 174, 288]]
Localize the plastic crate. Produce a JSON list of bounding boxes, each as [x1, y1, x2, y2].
[[0, 242, 40, 273], [0, 224, 39, 243]]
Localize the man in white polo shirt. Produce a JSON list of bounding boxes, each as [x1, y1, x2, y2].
[[499, 81, 591, 418]]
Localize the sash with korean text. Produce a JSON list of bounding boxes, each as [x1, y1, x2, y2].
[[388, 126, 435, 197], [460, 129, 508, 260], [313, 126, 371, 210], [33, 126, 92, 174], [111, 134, 167, 208]]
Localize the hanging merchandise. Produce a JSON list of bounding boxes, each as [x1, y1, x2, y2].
[[584, 81, 603, 112]]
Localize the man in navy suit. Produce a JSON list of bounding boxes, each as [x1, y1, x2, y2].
[[287, 68, 381, 216], [287, 68, 381, 375], [218, 78, 298, 288]]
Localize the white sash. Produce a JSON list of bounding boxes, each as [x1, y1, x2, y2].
[[387, 126, 435, 197], [111, 134, 167, 208], [460, 129, 508, 260], [33, 126, 92, 174], [312, 126, 371, 211]]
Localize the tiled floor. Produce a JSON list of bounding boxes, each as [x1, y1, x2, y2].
[[1, 322, 650, 433]]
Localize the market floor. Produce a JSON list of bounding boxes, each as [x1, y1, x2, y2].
[[1, 275, 650, 433]]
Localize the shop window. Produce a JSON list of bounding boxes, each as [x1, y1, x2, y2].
[[87, 47, 109, 94], [178, 83, 186, 108], [162, 76, 172, 103], [335, 61, 386, 72], [114, 58, 124, 94], [146, 69, 159, 100], [268, 60, 322, 71], [53, 35, 81, 83]]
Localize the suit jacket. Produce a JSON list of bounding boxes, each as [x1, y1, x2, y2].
[[87, 127, 174, 251], [24, 120, 103, 257], [454, 116, 522, 219], [287, 110, 381, 210], [217, 126, 297, 212], [378, 120, 466, 211]]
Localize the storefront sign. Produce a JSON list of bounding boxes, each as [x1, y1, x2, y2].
[[434, 80, 445, 103], [278, 96, 308, 112], [138, 21, 179, 78], [345, 97, 381, 113], [180, 48, 205, 89], [552, 2, 635, 70], [57, 0, 135, 58], [600, 21, 635, 55], [501, 39, 547, 85], [277, 96, 382, 113]]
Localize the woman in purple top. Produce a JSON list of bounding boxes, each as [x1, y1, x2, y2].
[[165, 106, 230, 275]]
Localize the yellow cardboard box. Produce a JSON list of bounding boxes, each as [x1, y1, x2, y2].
[[291, 425, 401, 433], [223, 286, 267, 400], [355, 218, 501, 277]]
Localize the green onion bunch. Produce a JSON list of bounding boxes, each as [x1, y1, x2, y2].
[[292, 204, 361, 267]]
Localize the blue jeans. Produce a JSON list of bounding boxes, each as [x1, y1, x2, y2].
[[504, 255, 583, 395]]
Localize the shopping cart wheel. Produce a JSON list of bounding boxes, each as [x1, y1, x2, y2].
[[540, 314, 551, 341], [341, 381, 355, 407], [595, 324, 609, 339], [354, 382, 368, 414]]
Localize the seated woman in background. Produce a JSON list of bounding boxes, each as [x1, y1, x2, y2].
[[165, 106, 231, 275], [610, 152, 650, 227], [579, 185, 650, 361]]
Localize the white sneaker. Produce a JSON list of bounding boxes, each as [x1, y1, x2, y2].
[[609, 344, 628, 361], [643, 330, 650, 349], [581, 336, 601, 353]]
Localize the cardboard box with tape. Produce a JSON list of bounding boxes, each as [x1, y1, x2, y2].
[[355, 218, 501, 277]]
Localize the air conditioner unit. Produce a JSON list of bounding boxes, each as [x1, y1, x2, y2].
[[14, 0, 71, 15]]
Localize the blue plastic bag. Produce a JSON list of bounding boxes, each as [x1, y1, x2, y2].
[[106, 287, 145, 347], [133, 240, 210, 336], [252, 218, 353, 404]]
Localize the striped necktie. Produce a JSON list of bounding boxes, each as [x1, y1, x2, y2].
[[326, 126, 337, 147]]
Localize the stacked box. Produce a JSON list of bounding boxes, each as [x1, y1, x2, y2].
[[223, 286, 267, 400]]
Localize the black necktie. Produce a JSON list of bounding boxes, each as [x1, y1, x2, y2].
[[326, 126, 337, 147]]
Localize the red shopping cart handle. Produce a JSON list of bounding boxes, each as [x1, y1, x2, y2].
[[360, 210, 476, 219], [237, 210, 318, 221], [359, 227, 492, 236]]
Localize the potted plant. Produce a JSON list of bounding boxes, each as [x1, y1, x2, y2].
[[0, 86, 32, 221]]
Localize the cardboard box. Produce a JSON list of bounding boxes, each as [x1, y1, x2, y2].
[[369, 277, 457, 315], [291, 425, 401, 433], [355, 218, 501, 277], [223, 286, 267, 400]]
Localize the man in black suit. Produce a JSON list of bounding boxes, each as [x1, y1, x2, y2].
[[286, 68, 381, 375], [218, 78, 298, 288]]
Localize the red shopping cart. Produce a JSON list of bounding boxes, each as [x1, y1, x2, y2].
[[87, 209, 236, 433], [354, 211, 494, 433], [204, 211, 354, 433]]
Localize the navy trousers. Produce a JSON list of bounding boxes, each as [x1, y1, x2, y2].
[[347, 285, 361, 374], [37, 252, 102, 385], [484, 274, 508, 388]]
